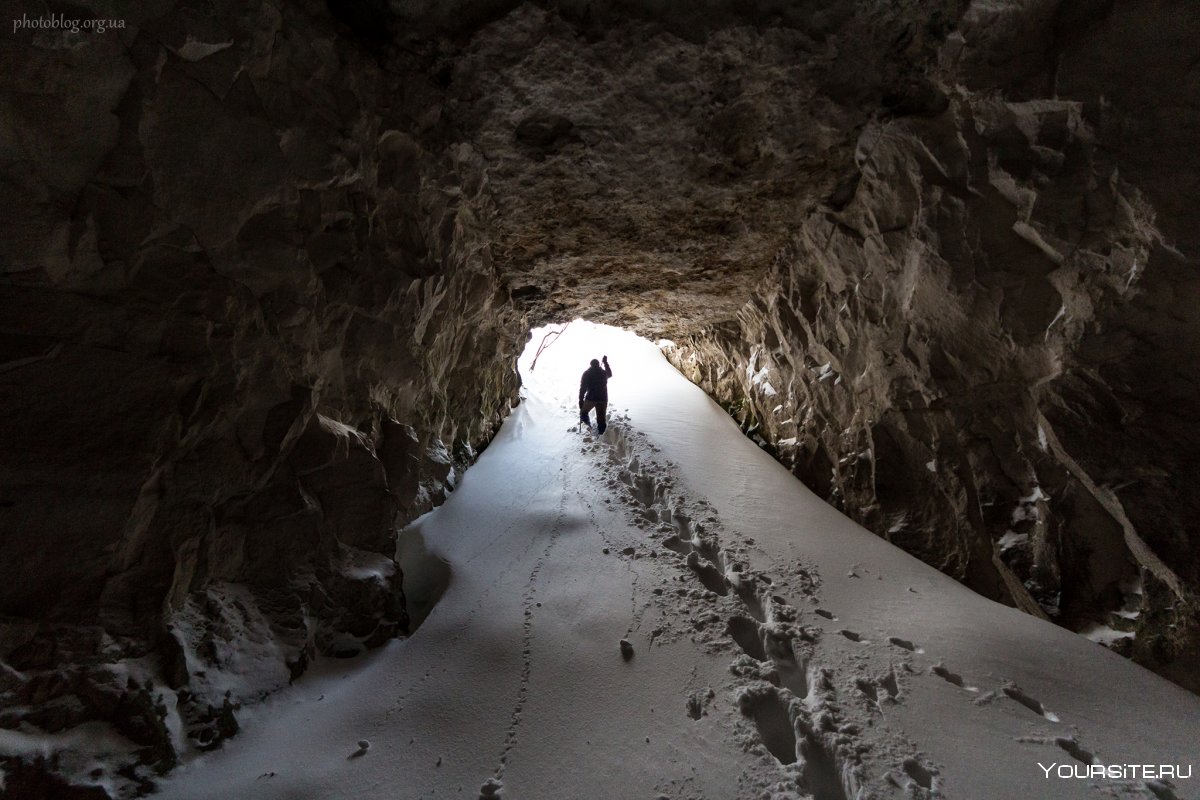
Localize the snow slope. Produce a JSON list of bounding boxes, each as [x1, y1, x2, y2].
[[154, 321, 1200, 800]]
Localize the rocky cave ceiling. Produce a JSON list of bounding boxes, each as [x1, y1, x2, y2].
[[417, 0, 963, 337]]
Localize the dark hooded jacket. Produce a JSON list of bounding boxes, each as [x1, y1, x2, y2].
[[579, 362, 613, 403]]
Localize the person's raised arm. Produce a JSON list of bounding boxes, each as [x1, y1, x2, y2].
[[602, 355, 612, 377]]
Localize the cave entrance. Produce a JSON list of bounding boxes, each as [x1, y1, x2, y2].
[[515, 319, 678, 420]]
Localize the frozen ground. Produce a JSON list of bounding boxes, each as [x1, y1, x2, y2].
[[152, 321, 1200, 800]]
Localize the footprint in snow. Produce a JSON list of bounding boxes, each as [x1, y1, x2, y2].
[[1002, 684, 1059, 722], [856, 668, 900, 711], [1015, 735, 1098, 767], [1145, 779, 1183, 800], [727, 616, 766, 661], [1054, 736, 1096, 766], [887, 636, 923, 653], [930, 663, 978, 692], [735, 685, 797, 766], [686, 551, 729, 596], [686, 687, 715, 720]]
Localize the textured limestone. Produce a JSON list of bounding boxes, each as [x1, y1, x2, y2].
[[452, 0, 959, 337], [1, 0, 524, 789], [2, 0, 1199, 794], [663, 4, 1200, 690]]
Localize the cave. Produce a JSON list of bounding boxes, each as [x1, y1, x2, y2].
[[3, 0, 1200, 797]]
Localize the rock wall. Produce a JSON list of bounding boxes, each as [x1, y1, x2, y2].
[[0, 0, 524, 790], [3, 0, 1199, 794], [666, 0, 1200, 691]]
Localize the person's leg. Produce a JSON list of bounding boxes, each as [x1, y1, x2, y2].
[[596, 402, 607, 433], [579, 400, 593, 425]]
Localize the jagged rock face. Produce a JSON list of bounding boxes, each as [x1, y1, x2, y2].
[[2, 0, 1199, 793], [1, 0, 524, 786], [435, 0, 1200, 686], [664, 3, 1200, 690], [441, 0, 959, 336]]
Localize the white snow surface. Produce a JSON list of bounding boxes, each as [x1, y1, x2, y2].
[[155, 321, 1200, 800], [1078, 623, 1136, 647]]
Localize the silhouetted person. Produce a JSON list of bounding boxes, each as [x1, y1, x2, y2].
[[579, 356, 612, 433]]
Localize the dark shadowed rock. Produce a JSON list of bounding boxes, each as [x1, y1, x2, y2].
[[515, 112, 578, 154], [2, 0, 1199, 793]]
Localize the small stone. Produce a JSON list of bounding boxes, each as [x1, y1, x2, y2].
[[480, 777, 503, 798], [619, 639, 635, 660]]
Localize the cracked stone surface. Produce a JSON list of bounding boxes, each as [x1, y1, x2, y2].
[[2, 0, 1198, 794]]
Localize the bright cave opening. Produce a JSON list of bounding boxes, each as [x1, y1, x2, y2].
[[515, 319, 682, 427]]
